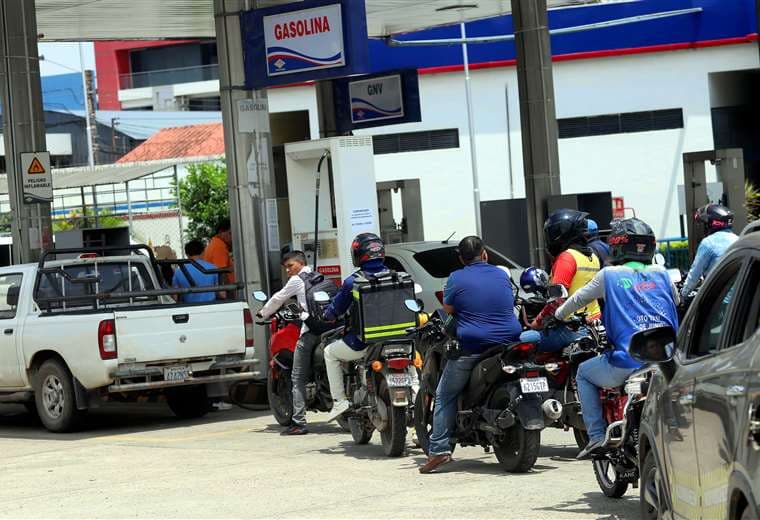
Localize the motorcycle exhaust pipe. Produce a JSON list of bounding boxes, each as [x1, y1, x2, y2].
[[542, 399, 563, 421]]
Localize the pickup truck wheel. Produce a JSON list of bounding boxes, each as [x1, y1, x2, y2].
[[34, 359, 81, 433], [166, 386, 211, 419]]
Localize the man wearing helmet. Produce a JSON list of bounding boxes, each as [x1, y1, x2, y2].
[[681, 203, 738, 300], [554, 218, 679, 459], [522, 209, 602, 352], [586, 219, 610, 266], [322, 233, 391, 422]]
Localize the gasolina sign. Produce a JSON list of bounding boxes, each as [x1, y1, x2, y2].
[[350, 75, 403, 123], [263, 4, 345, 77]]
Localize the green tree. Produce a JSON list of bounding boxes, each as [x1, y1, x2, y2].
[[176, 162, 229, 241]]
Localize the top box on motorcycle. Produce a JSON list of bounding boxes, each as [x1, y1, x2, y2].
[[350, 270, 417, 344]]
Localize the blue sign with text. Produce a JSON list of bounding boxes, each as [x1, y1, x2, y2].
[[240, 0, 370, 89]]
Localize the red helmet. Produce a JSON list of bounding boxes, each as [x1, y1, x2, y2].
[[351, 233, 385, 267], [694, 203, 734, 234]]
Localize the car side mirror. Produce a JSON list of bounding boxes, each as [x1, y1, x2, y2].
[[252, 291, 267, 302], [546, 284, 568, 301], [313, 291, 330, 303], [629, 326, 676, 364], [6, 286, 19, 307], [405, 299, 422, 313], [653, 253, 666, 267]]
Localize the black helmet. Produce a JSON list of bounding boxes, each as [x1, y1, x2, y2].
[[608, 218, 656, 265], [694, 203, 734, 235], [351, 232, 385, 267], [543, 209, 589, 257]]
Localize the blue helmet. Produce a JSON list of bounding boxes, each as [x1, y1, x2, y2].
[[520, 267, 550, 295], [587, 219, 599, 239]]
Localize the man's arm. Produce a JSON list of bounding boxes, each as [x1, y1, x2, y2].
[[325, 277, 354, 320], [259, 275, 304, 319], [442, 275, 456, 315], [555, 270, 605, 320], [681, 242, 711, 298]]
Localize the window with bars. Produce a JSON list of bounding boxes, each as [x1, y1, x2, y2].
[[372, 129, 460, 155], [558, 108, 684, 139]]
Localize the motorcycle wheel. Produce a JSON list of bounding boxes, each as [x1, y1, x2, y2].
[[640, 451, 664, 519], [494, 427, 540, 473], [349, 416, 373, 445], [266, 369, 293, 427], [573, 428, 589, 451], [379, 390, 407, 457], [336, 415, 351, 433], [414, 380, 457, 456], [593, 456, 630, 498]]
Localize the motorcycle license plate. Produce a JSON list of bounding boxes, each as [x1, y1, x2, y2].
[[164, 365, 190, 382], [520, 377, 549, 394], [386, 373, 412, 387]]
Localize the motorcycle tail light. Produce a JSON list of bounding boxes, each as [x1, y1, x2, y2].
[[526, 370, 540, 378], [387, 358, 411, 370], [371, 361, 383, 372], [513, 342, 536, 353]]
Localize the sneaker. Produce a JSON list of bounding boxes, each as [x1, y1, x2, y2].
[[419, 454, 452, 474], [576, 439, 605, 460], [281, 424, 308, 436], [211, 401, 233, 411], [327, 400, 350, 422]]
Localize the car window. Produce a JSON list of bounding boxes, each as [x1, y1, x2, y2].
[[0, 273, 23, 319], [412, 246, 518, 279], [741, 259, 760, 342], [384, 256, 406, 273], [688, 259, 742, 358]]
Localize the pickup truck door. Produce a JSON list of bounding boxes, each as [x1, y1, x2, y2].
[[0, 273, 26, 388]]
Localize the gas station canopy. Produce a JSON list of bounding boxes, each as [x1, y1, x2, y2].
[[36, 0, 605, 40]]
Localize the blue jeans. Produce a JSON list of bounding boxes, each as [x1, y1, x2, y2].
[[428, 354, 481, 456], [519, 325, 587, 353], [576, 355, 636, 443]]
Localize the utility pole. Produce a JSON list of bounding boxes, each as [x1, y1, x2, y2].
[[0, 0, 53, 263], [111, 117, 119, 160], [512, 0, 562, 269], [461, 22, 482, 237], [84, 69, 98, 165]]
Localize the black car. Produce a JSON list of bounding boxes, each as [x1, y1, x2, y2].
[[635, 221, 760, 520]]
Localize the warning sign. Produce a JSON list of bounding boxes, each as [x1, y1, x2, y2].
[[21, 151, 52, 204]]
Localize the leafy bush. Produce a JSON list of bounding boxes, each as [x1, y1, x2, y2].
[[53, 208, 125, 233], [747, 182, 760, 223], [176, 162, 230, 241]]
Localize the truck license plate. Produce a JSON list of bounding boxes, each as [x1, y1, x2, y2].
[[164, 365, 190, 382], [520, 377, 549, 394], [386, 373, 412, 387]]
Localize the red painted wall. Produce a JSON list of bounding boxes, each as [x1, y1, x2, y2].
[[94, 40, 197, 110]]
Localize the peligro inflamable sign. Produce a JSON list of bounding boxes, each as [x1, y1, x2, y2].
[[263, 4, 345, 77], [20, 151, 52, 204], [349, 75, 404, 124]]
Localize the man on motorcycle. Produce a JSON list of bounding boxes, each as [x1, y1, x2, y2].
[[323, 233, 390, 422], [257, 250, 314, 435], [587, 219, 610, 266], [681, 203, 738, 300], [419, 236, 522, 474], [554, 218, 679, 459], [521, 209, 602, 352]]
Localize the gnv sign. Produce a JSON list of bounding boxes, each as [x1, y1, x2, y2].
[[349, 75, 404, 124], [263, 4, 345, 77]]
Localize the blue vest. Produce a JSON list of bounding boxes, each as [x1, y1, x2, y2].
[[602, 266, 679, 369]]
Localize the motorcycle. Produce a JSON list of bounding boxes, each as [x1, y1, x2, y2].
[[411, 302, 562, 473], [252, 291, 350, 432], [591, 367, 653, 498]]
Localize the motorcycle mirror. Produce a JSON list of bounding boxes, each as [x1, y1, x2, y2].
[[405, 299, 422, 313], [252, 291, 267, 302], [414, 283, 423, 295], [629, 326, 677, 364], [546, 284, 568, 301], [313, 291, 330, 303], [667, 268, 682, 284], [653, 253, 666, 266]]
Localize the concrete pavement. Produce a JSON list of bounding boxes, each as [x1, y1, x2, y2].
[[0, 403, 638, 519]]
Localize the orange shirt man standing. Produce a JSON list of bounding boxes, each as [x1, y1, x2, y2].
[[203, 218, 236, 284]]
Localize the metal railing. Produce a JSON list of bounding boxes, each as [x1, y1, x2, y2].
[[119, 64, 219, 90], [657, 237, 690, 271]]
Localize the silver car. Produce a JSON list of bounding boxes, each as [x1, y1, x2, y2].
[[383, 241, 524, 312]]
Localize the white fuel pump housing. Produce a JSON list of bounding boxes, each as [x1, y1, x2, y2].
[[284, 136, 380, 283]]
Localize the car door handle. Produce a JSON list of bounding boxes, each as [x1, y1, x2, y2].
[[679, 393, 695, 405], [3, 328, 12, 335], [727, 385, 746, 397]]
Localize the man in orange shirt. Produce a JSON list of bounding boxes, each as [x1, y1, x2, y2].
[[203, 218, 235, 285]]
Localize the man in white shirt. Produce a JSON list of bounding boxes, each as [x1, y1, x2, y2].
[[257, 251, 315, 435]]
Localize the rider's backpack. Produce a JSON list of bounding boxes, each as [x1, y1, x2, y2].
[[299, 271, 340, 334], [349, 270, 417, 344]]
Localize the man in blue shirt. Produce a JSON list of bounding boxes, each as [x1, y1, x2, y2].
[[172, 240, 222, 303], [420, 236, 522, 474], [587, 219, 610, 266], [555, 219, 679, 459], [681, 203, 738, 299]]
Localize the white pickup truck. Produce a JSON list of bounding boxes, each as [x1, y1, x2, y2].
[[0, 246, 256, 432]]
